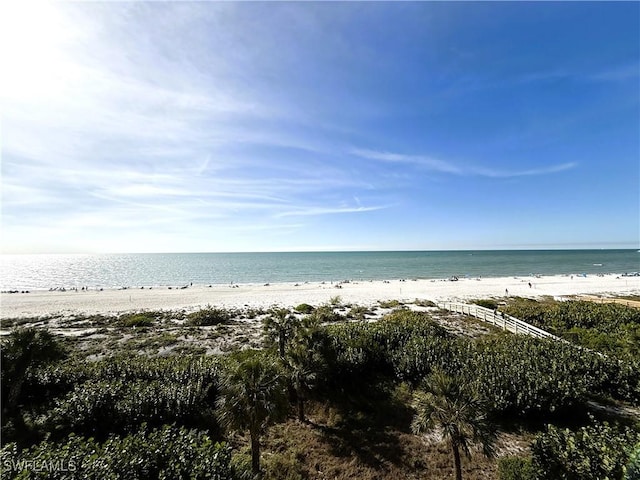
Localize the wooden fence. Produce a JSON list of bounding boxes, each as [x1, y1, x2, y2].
[[436, 302, 561, 341]]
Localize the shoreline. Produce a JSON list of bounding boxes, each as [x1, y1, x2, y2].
[[1, 273, 638, 319]]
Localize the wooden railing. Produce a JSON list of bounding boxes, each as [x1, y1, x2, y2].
[[436, 302, 561, 341]]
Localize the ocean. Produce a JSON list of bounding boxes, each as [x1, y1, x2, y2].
[[1, 250, 638, 291]]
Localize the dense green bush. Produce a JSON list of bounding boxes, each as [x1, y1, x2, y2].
[[119, 312, 156, 328], [378, 299, 402, 309], [323, 310, 454, 390], [470, 336, 600, 415], [308, 305, 344, 323], [2, 328, 66, 410], [503, 299, 640, 357], [391, 333, 464, 385], [531, 420, 640, 480], [45, 377, 217, 440], [323, 308, 638, 414], [17, 356, 222, 443], [0, 425, 233, 480], [26, 356, 221, 399], [186, 306, 231, 326], [471, 299, 499, 310], [497, 456, 537, 480], [627, 442, 640, 480], [294, 303, 314, 314], [413, 299, 437, 307]]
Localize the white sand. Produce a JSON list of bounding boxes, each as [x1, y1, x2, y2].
[[1, 274, 638, 319]]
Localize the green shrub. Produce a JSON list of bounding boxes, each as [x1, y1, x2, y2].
[[309, 305, 344, 323], [471, 299, 499, 310], [414, 299, 437, 307], [347, 305, 370, 320], [46, 377, 217, 440], [329, 295, 342, 306], [22, 356, 221, 441], [498, 456, 537, 480], [0, 425, 232, 480], [1, 328, 66, 424], [531, 420, 640, 480], [503, 299, 640, 357], [627, 442, 640, 480], [229, 451, 253, 480], [470, 336, 601, 415], [120, 313, 155, 328], [378, 299, 402, 308], [322, 310, 453, 390], [187, 306, 231, 326], [263, 450, 307, 480], [294, 303, 314, 314]]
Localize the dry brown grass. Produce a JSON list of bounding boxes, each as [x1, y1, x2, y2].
[[230, 396, 531, 480]]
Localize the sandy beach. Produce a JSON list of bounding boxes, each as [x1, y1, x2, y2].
[[2, 273, 638, 319]]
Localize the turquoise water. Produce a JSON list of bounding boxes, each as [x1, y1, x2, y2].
[[1, 250, 638, 290]]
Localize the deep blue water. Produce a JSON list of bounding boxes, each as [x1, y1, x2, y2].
[[1, 250, 638, 290]]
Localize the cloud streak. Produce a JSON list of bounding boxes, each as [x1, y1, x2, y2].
[[351, 149, 578, 178], [275, 205, 390, 218]]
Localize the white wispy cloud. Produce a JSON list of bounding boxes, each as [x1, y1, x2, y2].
[[351, 148, 578, 178], [2, 2, 387, 251], [275, 205, 389, 218], [1, 2, 633, 253], [350, 149, 463, 175], [472, 162, 578, 178]]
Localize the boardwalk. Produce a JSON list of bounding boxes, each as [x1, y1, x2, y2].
[[436, 302, 560, 340]]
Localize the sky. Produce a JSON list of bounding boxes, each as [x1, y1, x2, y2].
[[1, 1, 639, 253]]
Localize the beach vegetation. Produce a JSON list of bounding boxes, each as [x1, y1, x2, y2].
[[531, 418, 640, 480], [627, 443, 640, 480], [241, 307, 265, 319], [172, 344, 208, 355], [329, 295, 342, 306], [471, 298, 499, 310], [0, 425, 233, 480], [294, 303, 314, 314], [503, 298, 640, 357], [2, 298, 639, 480], [378, 299, 402, 309], [216, 351, 288, 475], [283, 317, 327, 422], [1, 328, 67, 443], [262, 449, 307, 480], [413, 298, 437, 307], [263, 308, 299, 358], [347, 305, 371, 320], [412, 369, 496, 480], [497, 456, 537, 480], [186, 305, 231, 326], [308, 305, 344, 323], [119, 312, 156, 328]]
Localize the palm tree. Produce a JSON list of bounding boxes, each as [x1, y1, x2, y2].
[[411, 369, 496, 480], [284, 317, 327, 422], [1, 328, 66, 412], [263, 308, 299, 359], [216, 352, 288, 475]]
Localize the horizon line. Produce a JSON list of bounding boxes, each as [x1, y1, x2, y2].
[[2, 246, 638, 255]]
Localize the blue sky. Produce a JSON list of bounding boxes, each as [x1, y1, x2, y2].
[[1, 1, 638, 253]]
